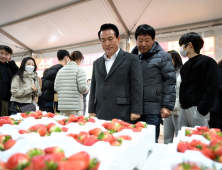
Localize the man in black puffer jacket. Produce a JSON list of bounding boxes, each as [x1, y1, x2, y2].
[[43, 50, 70, 113], [132, 24, 176, 142]]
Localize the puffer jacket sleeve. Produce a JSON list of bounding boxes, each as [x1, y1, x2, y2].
[[34, 77, 42, 97], [76, 68, 89, 94], [11, 75, 33, 97], [160, 52, 176, 111], [54, 73, 58, 92]]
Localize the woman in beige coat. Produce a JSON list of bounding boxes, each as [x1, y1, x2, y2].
[[10, 57, 41, 114], [55, 51, 89, 116]]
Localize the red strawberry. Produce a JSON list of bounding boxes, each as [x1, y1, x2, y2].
[[89, 128, 102, 136], [0, 119, 11, 126], [28, 124, 45, 132], [20, 113, 27, 118], [82, 136, 98, 146], [46, 123, 56, 130], [6, 153, 29, 170], [0, 135, 11, 144], [177, 141, 189, 153], [69, 115, 78, 122], [49, 125, 62, 133], [78, 115, 85, 120], [116, 135, 132, 142], [110, 141, 122, 146], [18, 129, 28, 134], [35, 110, 43, 116], [4, 139, 16, 150], [117, 126, 127, 132], [57, 119, 65, 126], [132, 127, 142, 132], [66, 133, 78, 139], [57, 160, 87, 170], [0, 161, 6, 169], [29, 113, 38, 119], [196, 126, 209, 132], [135, 122, 147, 128], [78, 119, 86, 125], [26, 148, 45, 159], [61, 127, 68, 132], [37, 126, 48, 136], [213, 144, 222, 156], [102, 122, 111, 129], [201, 147, 216, 160], [219, 155, 222, 163], [209, 128, 221, 134], [32, 153, 65, 170], [175, 162, 200, 170], [189, 140, 207, 150], [69, 151, 90, 163], [97, 131, 114, 144], [44, 146, 64, 154], [0, 143, 5, 151], [88, 118, 95, 123], [78, 132, 90, 141], [89, 158, 100, 170]]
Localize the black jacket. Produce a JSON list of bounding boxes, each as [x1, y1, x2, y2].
[[180, 54, 219, 116], [38, 77, 46, 106], [0, 61, 18, 116], [211, 68, 222, 114], [131, 42, 176, 114], [43, 64, 63, 102], [88, 48, 143, 123]]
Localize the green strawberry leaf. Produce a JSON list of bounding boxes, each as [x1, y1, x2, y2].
[[89, 158, 99, 170]]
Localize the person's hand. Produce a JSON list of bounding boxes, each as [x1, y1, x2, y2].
[[161, 108, 171, 118], [7, 54, 12, 62], [31, 85, 38, 92], [89, 113, 96, 117], [130, 113, 141, 121]]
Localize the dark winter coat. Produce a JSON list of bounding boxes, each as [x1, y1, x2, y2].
[[131, 42, 176, 114]]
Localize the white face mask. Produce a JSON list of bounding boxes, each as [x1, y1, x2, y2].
[[25, 65, 35, 73], [179, 43, 189, 57]]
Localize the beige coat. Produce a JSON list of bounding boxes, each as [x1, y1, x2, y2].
[[10, 72, 41, 103], [54, 61, 89, 111]]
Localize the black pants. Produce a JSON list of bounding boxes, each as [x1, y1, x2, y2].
[[83, 102, 87, 116], [45, 102, 59, 113], [39, 106, 46, 112], [209, 111, 222, 131]]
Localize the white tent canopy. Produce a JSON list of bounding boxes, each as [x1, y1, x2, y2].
[[0, 0, 222, 59]]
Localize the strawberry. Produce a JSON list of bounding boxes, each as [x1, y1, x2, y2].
[[4, 139, 16, 150], [213, 144, 222, 156], [32, 153, 65, 170], [66, 133, 78, 139], [219, 155, 222, 163], [89, 158, 100, 170], [28, 124, 45, 132], [82, 136, 98, 146], [57, 160, 87, 170], [0, 161, 6, 170], [57, 119, 66, 126], [196, 126, 209, 132], [0, 135, 11, 144], [6, 153, 29, 170], [175, 162, 200, 170], [135, 122, 147, 128], [88, 118, 95, 123], [209, 128, 221, 134], [89, 128, 102, 136], [177, 141, 189, 153], [68, 115, 78, 122], [49, 125, 62, 133], [68, 151, 90, 163], [46, 123, 56, 130], [0, 119, 11, 126], [20, 113, 27, 118], [26, 148, 45, 159], [78, 119, 86, 125], [201, 147, 216, 160], [37, 126, 48, 136], [185, 129, 201, 137], [78, 115, 85, 120], [102, 122, 111, 129], [132, 127, 143, 132], [0, 143, 5, 151], [78, 132, 90, 141], [110, 141, 121, 146], [126, 124, 136, 129], [188, 140, 207, 150], [97, 131, 114, 144], [35, 110, 43, 116], [117, 126, 127, 132], [116, 135, 132, 142], [44, 146, 64, 154], [19, 129, 28, 134], [61, 127, 68, 132], [29, 113, 39, 119]]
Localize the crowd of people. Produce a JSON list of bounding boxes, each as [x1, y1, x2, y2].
[[0, 23, 221, 143]]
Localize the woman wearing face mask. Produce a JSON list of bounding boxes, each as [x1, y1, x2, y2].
[[164, 50, 183, 144], [54, 51, 89, 116], [10, 57, 41, 114]]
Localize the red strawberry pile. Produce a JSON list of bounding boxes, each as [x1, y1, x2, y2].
[[175, 162, 213, 170], [67, 127, 132, 146], [0, 135, 16, 151], [102, 119, 147, 134], [57, 115, 95, 126], [0, 116, 23, 127], [0, 146, 100, 170], [177, 139, 222, 163], [20, 111, 59, 119], [185, 127, 222, 142], [18, 123, 68, 137]]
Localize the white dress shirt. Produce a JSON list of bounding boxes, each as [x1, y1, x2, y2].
[[103, 48, 120, 74]]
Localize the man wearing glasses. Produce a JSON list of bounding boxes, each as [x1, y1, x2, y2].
[[0, 45, 18, 116]]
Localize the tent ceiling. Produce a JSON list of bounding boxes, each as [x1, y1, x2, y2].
[[0, 0, 221, 56]]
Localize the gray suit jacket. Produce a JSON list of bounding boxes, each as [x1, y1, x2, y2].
[[88, 48, 143, 123]]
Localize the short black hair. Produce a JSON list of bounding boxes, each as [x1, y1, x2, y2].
[[43, 68, 49, 77], [98, 23, 119, 40], [168, 50, 183, 70], [57, 49, 70, 61], [135, 24, 155, 40], [0, 45, 13, 54], [179, 32, 204, 54], [218, 60, 222, 69]]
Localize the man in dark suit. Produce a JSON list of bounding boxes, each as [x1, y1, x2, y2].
[[88, 23, 143, 123]]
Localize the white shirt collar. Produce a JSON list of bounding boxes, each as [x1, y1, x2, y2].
[[103, 48, 120, 61]]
